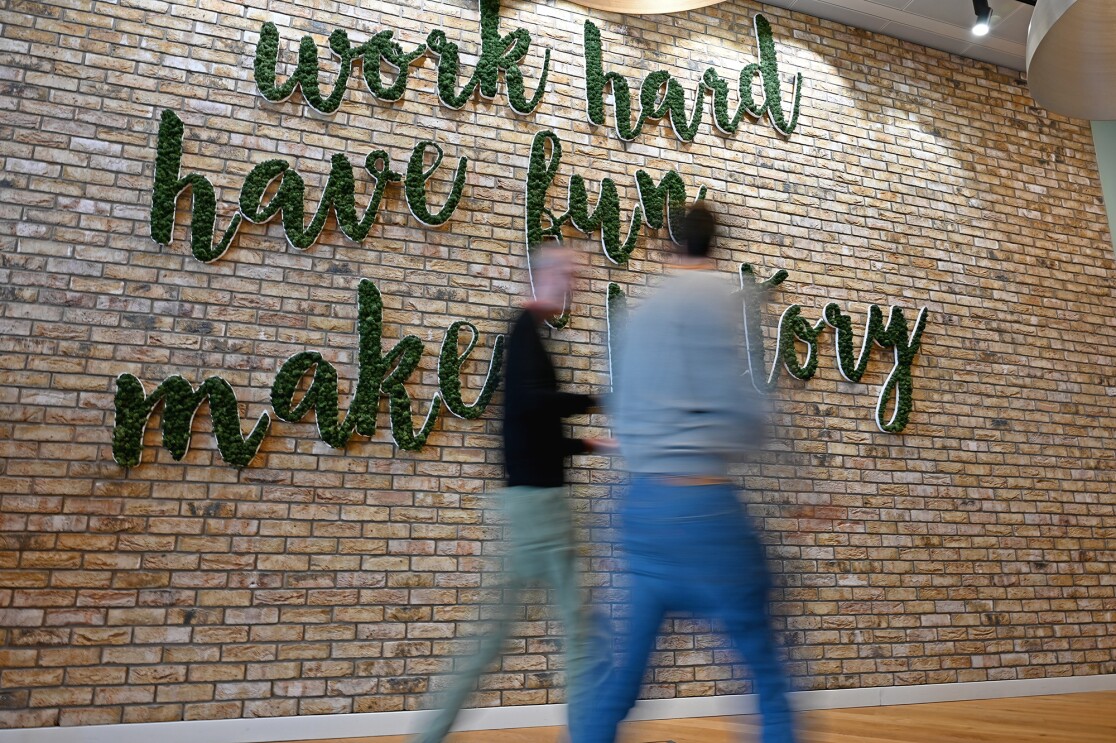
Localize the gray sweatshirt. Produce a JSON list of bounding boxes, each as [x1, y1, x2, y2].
[[612, 269, 766, 476]]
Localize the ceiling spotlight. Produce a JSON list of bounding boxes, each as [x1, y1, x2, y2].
[[972, 0, 992, 36]]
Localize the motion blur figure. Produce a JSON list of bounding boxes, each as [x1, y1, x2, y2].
[[414, 246, 608, 743], [580, 205, 796, 743]]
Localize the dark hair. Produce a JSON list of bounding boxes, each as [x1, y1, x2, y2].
[[682, 203, 716, 257]]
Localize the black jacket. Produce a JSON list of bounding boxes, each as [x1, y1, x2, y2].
[[502, 310, 594, 487]]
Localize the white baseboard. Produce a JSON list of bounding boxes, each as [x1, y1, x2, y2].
[[3, 674, 1114, 743]]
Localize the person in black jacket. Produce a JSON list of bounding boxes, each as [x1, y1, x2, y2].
[[415, 246, 610, 743]]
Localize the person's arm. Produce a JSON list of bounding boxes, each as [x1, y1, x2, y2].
[[543, 389, 595, 417], [559, 436, 618, 457], [505, 315, 596, 418], [560, 437, 590, 457]]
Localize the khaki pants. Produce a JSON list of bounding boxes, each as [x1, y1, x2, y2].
[[415, 486, 604, 743]]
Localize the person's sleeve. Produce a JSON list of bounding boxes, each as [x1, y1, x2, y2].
[[560, 437, 589, 457], [548, 391, 595, 417], [505, 316, 596, 418]]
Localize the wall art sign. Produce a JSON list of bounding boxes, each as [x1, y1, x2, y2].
[[115, 0, 927, 468]]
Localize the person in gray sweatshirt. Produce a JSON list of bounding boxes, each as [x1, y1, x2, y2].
[[578, 204, 796, 743]]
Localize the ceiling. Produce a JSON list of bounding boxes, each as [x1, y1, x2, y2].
[[760, 0, 1035, 71]]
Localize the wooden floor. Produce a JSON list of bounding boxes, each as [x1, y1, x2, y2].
[[288, 691, 1116, 743]]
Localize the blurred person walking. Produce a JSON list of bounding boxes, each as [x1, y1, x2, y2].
[[579, 204, 796, 743], [414, 246, 609, 743]]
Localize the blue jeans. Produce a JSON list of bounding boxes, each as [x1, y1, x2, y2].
[[577, 477, 795, 743]]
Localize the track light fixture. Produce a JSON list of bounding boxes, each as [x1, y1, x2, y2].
[[972, 0, 992, 36]]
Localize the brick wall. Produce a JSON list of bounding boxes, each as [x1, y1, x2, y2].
[[2, 0, 1115, 729]]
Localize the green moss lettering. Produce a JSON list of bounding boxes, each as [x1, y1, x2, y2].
[[270, 352, 355, 448], [775, 305, 826, 381], [254, 22, 425, 112], [823, 302, 883, 383], [405, 142, 469, 227], [704, 66, 763, 134], [872, 307, 929, 433], [114, 281, 505, 466], [665, 263, 924, 432], [569, 174, 643, 265], [582, 14, 803, 142], [754, 14, 803, 136], [426, 0, 550, 113], [635, 170, 706, 244], [439, 321, 506, 419], [583, 20, 645, 140], [151, 110, 243, 263], [112, 375, 270, 468], [154, 110, 461, 261], [525, 130, 702, 265]]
